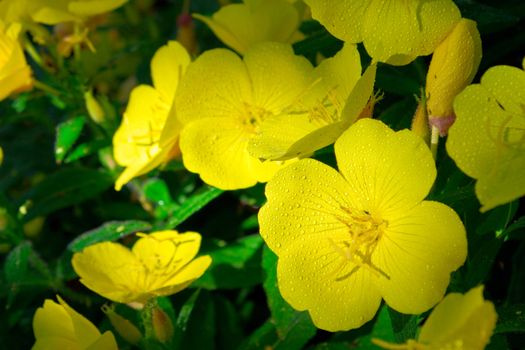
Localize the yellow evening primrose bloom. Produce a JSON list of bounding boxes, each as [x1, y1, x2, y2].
[[304, 0, 460, 65], [374, 286, 497, 350], [72, 230, 211, 304], [248, 43, 377, 161], [426, 18, 482, 136], [447, 59, 525, 212], [32, 295, 118, 350], [0, 21, 33, 101], [194, 0, 301, 55], [176, 42, 313, 190], [259, 118, 467, 332], [113, 41, 190, 191]]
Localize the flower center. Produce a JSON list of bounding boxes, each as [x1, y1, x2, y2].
[[328, 207, 389, 281], [242, 103, 271, 133]]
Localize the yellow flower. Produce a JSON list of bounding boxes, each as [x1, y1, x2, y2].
[[247, 43, 377, 161], [32, 295, 118, 350], [72, 230, 211, 304], [374, 286, 497, 350], [447, 59, 525, 212], [0, 0, 128, 25], [176, 42, 313, 189], [0, 21, 33, 101], [426, 18, 482, 136], [259, 118, 467, 331], [194, 0, 301, 55], [113, 41, 190, 190], [304, 0, 460, 65]]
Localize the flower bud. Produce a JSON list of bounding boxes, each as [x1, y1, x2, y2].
[[151, 307, 173, 344], [425, 18, 482, 135], [84, 89, 106, 124], [102, 304, 142, 345], [411, 97, 430, 143]]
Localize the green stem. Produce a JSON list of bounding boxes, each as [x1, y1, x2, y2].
[[33, 80, 61, 96], [430, 125, 439, 160]]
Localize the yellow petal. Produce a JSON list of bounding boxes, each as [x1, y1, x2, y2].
[[194, 0, 299, 54], [259, 158, 357, 254], [339, 63, 377, 124], [151, 40, 190, 103], [57, 296, 101, 348], [362, 0, 460, 65], [175, 48, 251, 125], [33, 299, 76, 343], [244, 42, 313, 115], [447, 64, 525, 211], [334, 118, 436, 218], [180, 118, 262, 189], [277, 234, 382, 331], [72, 242, 143, 303], [426, 18, 482, 119], [132, 231, 202, 272], [371, 201, 467, 314], [86, 332, 119, 350], [153, 255, 212, 296], [304, 0, 370, 43], [68, 0, 128, 17], [419, 286, 497, 348]]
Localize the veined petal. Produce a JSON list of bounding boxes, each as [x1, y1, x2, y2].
[[335, 119, 436, 219], [304, 0, 370, 43], [259, 158, 357, 254], [194, 0, 299, 54], [153, 255, 212, 296], [362, 0, 460, 65], [175, 48, 251, 124], [277, 235, 382, 331], [72, 242, 143, 303], [151, 41, 190, 103], [339, 63, 377, 124], [180, 118, 259, 189], [244, 42, 313, 115], [372, 201, 467, 314]]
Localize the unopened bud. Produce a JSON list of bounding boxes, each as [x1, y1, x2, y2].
[[176, 14, 198, 56], [151, 307, 173, 344], [84, 89, 106, 124], [102, 304, 142, 345], [411, 96, 430, 143], [426, 18, 482, 136]]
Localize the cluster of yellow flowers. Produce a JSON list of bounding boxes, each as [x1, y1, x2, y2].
[[11, 0, 523, 348]]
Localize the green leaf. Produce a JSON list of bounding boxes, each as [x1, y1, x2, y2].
[[239, 321, 278, 350], [172, 289, 201, 350], [4, 241, 32, 284], [55, 116, 86, 163], [178, 290, 216, 350], [158, 186, 223, 229], [262, 247, 316, 350], [68, 220, 152, 252], [64, 139, 109, 163], [143, 179, 172, 205], [501, 216, 525, 241], [476, 201, 518, 236], [19, 167, 114, 222], [387, 307, 418, 342], [465, 234, 503, 289], [194, 235, 264, 289], [455, 1, 520, 34], [495, 304, 525, 334], [355, 306, 396, 349]]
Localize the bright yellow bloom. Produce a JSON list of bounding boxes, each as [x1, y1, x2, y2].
[[176, 42, 313, 189], [248, 43, 377, 161], [194, 0, 301, 55], [0, 21, 32, 101], [447, 59, 525, 212], [113, 41, 190, 190], [32, 296, 118, 350], [304, 0, 460, 65], [426, 18, 482, 136], [374, 286, 497, 350], [259, 118, 467, 331], [0, 0, 128, 25], [72, 230, 211, 304]]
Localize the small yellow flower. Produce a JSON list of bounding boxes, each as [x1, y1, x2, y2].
[[113, 41, 190, 190], [194, 0, 301, 55], [447, 58, 525, 212], [72, 230, 211, 304], [304, 0, 460, 65], [0, 21, 33, 101], [247, 43, 377, 161], [259, 118, 467, 331], [374, 286, 497, 350], [176, 42, 313, 189], [426, 18, 482, 136], [32, 295, 118, 350]]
